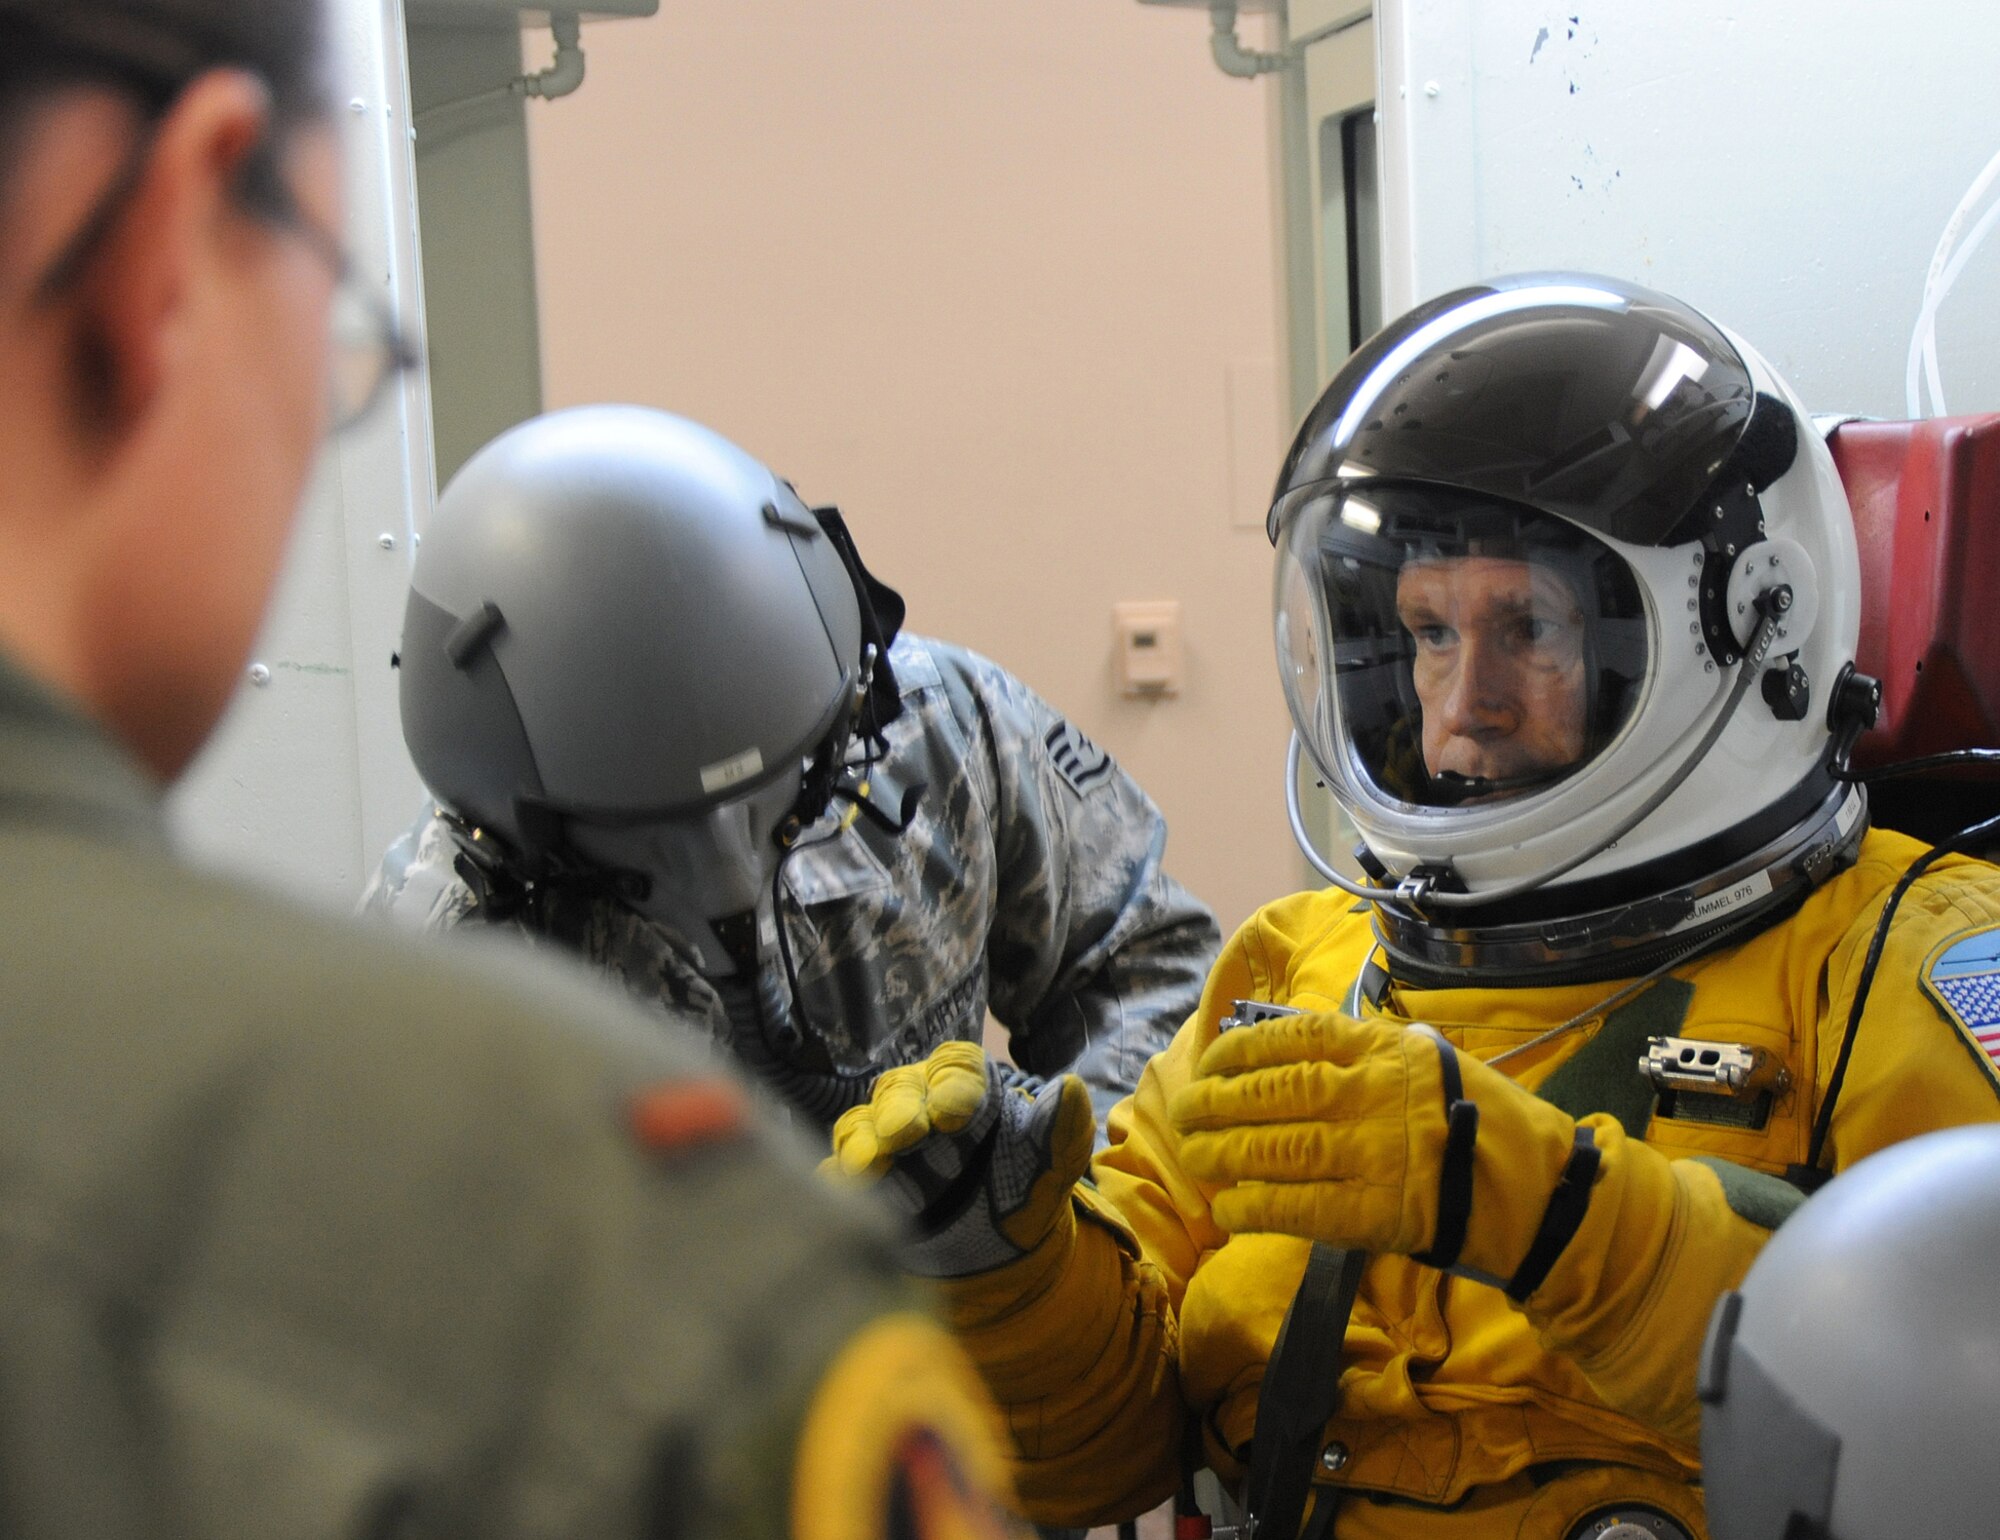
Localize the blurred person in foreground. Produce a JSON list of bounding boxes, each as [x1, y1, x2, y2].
[[827, 275, 2000, 1540], [0, 4, 1014, 1537]]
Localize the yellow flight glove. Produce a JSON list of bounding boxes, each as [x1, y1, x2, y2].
[[1170, 1012, 1596, 1296], [826, 1041, 1097, 1279]]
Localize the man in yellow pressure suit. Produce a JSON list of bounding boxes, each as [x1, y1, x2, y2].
[[827, 274, 2000, 1540]]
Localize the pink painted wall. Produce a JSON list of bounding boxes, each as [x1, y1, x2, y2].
[[527, 2, 1301, 936]]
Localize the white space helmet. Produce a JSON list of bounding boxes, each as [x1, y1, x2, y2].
[[1271, 275, 1878, 982]]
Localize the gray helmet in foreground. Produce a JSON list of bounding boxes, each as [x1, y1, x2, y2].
[[398, 405, 903, 975], [1698, 1124, 2000, 1539]]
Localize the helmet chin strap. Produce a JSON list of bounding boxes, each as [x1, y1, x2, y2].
[[1288, 604, 1786, 915]]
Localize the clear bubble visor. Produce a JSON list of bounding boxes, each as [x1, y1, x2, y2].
[[1274, 484, 1649, 812]]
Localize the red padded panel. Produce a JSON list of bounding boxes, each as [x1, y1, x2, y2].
[[1827, 416, 2000, 767]]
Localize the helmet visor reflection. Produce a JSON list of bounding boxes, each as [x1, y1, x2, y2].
[[1270, 275, 1758, 548]]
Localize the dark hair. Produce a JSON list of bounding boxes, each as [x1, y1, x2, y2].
[[0, 1, 329, 207]]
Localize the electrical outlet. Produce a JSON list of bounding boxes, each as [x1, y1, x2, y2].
[[1113, 601, 1183, 697]]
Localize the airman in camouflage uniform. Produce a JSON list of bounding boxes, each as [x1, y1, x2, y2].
[[368, 631, 1222, 1122]]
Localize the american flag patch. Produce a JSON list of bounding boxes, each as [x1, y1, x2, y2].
[[1922, 927, 2000, 1089]]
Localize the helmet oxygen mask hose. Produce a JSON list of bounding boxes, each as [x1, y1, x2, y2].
[[1288, 597, 1792, 917], [716, 675, 901, 1129], [703, 851, 878, 1129]]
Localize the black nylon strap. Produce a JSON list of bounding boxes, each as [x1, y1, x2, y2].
[[1244, 1243, 1366, 1540], [1806, 807, 2000, 1172], [1433, 1032, 1465, 1104], [1503, 1126, 1602, 1301], [1297, 1490, 1339, 1540], [1411, 1038, 1478, 1271]]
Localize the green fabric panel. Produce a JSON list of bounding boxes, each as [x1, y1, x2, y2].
[[1535, 977, 1693, 1135], [1690, 1156, 1808, 1230]]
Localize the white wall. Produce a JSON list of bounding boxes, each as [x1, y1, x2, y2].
[[167, 0, 432, 908], [1377, 0, 2000, 419], [526, 3, 1298, 935]]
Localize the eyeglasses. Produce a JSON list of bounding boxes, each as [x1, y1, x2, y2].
[[27, 66, 420, 434]]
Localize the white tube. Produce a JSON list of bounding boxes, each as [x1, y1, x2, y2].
[[1915, 192, 2000, 417], [1905, 143, 2000, 417], [1285, 733, 1353, 888]]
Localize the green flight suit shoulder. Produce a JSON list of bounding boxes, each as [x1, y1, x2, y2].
[[0, 656, 947, 1540]]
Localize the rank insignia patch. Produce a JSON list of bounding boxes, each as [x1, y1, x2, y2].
[[1922, 927, 2000, 1089], [1043, 721, 1113, 796]]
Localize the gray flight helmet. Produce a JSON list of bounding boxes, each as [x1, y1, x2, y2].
[[1698, 1123, 2000, 1540], [397, 404, 865, 866]]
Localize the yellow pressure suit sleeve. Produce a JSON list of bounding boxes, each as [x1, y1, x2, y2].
[[929, 1185, 1183, 1525], [1508, 1117, 1762, 1443], [923, 915, 1301, 1527], [1812, 844, 2000, 1164]]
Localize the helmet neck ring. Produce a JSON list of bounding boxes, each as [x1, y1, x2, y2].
[[1371, 775, 1866, 987]]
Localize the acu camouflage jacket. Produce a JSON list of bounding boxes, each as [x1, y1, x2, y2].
[[363, 634, 1222, 1120]]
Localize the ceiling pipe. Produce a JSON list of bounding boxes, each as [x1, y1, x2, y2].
[[1208, 1, 1285, 78], [415, 13, 586, 133]]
